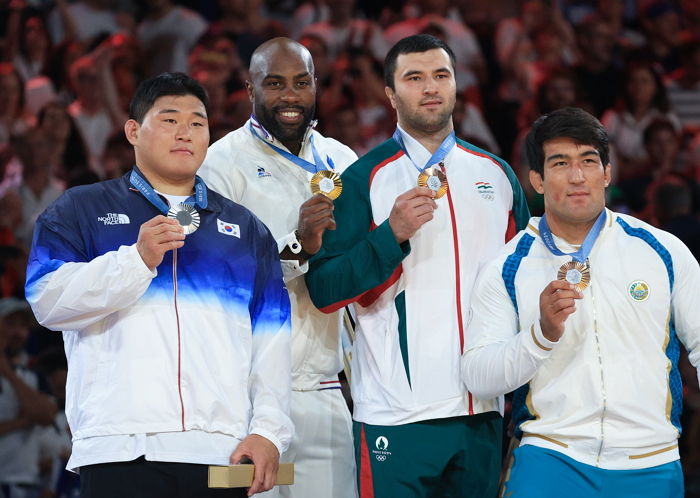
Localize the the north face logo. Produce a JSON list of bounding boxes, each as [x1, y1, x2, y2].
[[98, 213, 130, 225]]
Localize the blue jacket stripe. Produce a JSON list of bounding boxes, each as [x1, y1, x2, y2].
[[616, 217, 681, 432], [501, 234, 535, 315], [501, 233, 535, 437]]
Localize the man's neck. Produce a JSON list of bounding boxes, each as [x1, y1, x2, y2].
[[545, 211, 604, 245], [282, 139, 302, 156], [399, 120, 454, 154], [138, 167, 195, 196]]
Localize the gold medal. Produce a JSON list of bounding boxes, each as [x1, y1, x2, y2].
[[417, 166, 448, 199], [310, 170, 342, 200], [167, 203, 200, 235], [557, 261, 590, 292]]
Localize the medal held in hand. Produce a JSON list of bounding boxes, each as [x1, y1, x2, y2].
[[417, 165, 448, 199], [557, 260, 590, 292], [167, 203, 200, 235], [310, 170, 342, 200]]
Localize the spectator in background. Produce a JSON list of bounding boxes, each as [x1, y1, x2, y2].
[[594, 0, 645, 50], [300, 0, 387, 62], [67, 51, 126, 178], [15, 128, 64, 248], [652, 176, 700, 258], [384, 0, 487, 92], [666, 38, 700, 128], [100, 131, 133, 180], [0, 297, 58, 498], [136, 0, 207, 76], [453, 90, 501, 156], [3, 5, 52, 83], [41, 40, 86, 104], [107, 33, 144, 113], [616, 118, 684, 215], [512, 68, 587, 212], [572, 16, 624, 117], [602, 61, 680, 181], [47, 0, 126, 46], [35, 101, 89, 185], [288, 0, 329, 40], [212, 0, 287, 67], [638, 1, 682, 74], [0, 63, 32, 146]]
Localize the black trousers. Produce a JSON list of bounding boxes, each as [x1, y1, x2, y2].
[[80, 457, 247, 498]]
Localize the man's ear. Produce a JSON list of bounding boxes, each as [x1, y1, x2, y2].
[[603, 163, 612, 187], [385, 86, 396, 110], [245, 80, 254, 103], [124, 119, 139, 146], [529, 169, 545, 195]]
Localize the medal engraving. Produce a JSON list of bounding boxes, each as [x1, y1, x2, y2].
[[417, 166, 448, 199], [310, 170, 342, 200], [167, 203, 200, 235], [557, 261, 590, 292]]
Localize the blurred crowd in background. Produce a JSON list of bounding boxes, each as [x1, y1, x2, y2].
[[0, 0, 699, 496]]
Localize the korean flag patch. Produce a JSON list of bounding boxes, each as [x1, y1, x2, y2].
[[217, 219, 240, 238]]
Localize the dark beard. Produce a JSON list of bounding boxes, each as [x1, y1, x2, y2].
[[255, 102, 315, 146]]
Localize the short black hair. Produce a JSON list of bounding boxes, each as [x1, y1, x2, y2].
[[128, 72, 209, 124], [525, 107, 610, 176], [384, 34, 456, 90]]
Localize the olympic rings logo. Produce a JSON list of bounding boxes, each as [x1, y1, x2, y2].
[[376, 455, 386, 462]]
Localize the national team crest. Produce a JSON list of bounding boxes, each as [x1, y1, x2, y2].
[[628, 281, 650, 301], [475, 182, 494, 200]]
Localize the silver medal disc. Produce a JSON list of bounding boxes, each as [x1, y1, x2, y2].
[[167, 203, 200, 235]]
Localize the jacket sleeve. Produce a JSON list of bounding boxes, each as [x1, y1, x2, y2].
[[246, 218, 293, 455], [462, 257, 558, 400], [305, 165, 410, 313], [25, 192, 155, 331], [669, 236, 700, 386]]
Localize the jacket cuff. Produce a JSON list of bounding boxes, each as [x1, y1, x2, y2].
[[525, 321, 559, 358], [249, 427, 285, 457]]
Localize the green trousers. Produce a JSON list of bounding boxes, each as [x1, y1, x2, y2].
[[354, 412, 503, 498]]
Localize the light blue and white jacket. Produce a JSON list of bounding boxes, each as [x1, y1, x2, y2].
[[463, 209, 700, 470]]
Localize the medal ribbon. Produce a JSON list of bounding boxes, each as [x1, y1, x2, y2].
[[249, 116, 330, 174], [538, 209, 606, 263], [129, 169, 207, 214], [392, 128, 456, 173]]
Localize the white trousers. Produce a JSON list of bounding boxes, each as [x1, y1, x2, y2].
[[257, 389, 357, 498]]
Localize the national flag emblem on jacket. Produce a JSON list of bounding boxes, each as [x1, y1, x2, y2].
[[475, 182, 494, 200], [217, 219, 240, 238]]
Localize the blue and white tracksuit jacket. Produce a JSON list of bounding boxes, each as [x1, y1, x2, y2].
[[463, 209, 700, 470], [25, 169, 293, 465]]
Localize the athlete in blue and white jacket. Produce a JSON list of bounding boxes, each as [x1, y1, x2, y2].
[[25, 73, 292, 497], [463, 107, 700, 498]]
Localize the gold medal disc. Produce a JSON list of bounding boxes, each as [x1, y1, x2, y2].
[[417, 166, 448, 199], [557, 261, 590, 292], [310, 170, 342, 200]]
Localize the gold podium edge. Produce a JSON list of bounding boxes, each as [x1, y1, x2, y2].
[[208, 463, 294, 488]]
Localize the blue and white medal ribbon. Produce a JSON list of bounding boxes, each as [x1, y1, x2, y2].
[[539, 209, 606, 291], [129, 169, 204, 235], [392, 128, 455, 198], [249, 116, 342, 198]]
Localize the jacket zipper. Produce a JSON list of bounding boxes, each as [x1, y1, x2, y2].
[[589, 260, 607, 465], [173, 248, 186, 431]]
